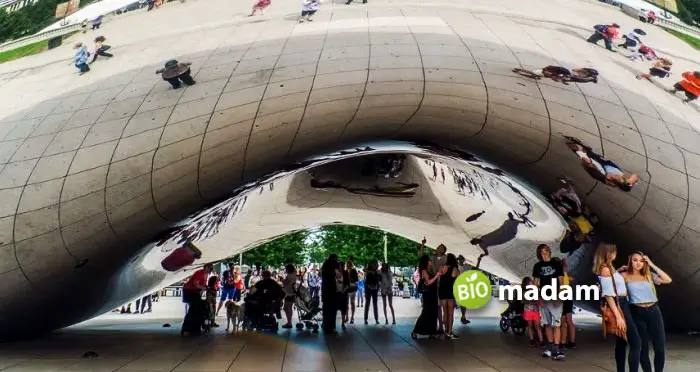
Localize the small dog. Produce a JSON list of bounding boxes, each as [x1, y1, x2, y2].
[[225, 300, 243, 332]]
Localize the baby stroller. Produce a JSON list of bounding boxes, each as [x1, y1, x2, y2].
[[294, 284, 321, 332], [500, 299, 526, 336]]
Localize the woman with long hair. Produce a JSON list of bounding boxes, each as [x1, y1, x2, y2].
[[593, 243, 642, 372], [346, 260, 359, 324], [438, 253, 460, 339], [336, 260, 348, 331], [379, 262, 396, 325], [411, 255, 442, 339], [364, 261, 380, 325], [621, 252, 672, 372], [282, 264, 297, 329]]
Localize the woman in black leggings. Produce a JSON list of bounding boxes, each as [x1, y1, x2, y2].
[[363, 261, 380, 324]]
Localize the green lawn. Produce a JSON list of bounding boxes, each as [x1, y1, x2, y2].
[[0, 40, 49, 63], [664, 28, 700, 50]]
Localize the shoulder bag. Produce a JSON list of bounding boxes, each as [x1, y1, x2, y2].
[[600, 267, 626, 340]]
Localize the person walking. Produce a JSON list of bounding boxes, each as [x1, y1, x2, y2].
[[321, 254, 339, 334], [346, 261, 359, 324], [587, 23, 620, 51], [456, 255, 471, 325], [155, 60, 196, 89], [379, 263, 395, 325], [667, 71, 700, 103], [307, 265, 321, 298], [298, 0, 320, 23], [91, 36, 113, 63], [364, 261, 380, 325]]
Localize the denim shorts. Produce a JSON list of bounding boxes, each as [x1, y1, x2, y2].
[[540, 301, 563, 326], [220, 288, 236, 301]]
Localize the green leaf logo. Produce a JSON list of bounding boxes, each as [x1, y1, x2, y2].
[[453, 270, 492, 309]]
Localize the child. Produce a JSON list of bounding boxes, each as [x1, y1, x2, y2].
[[73, 43, 90, 75], [206, 276, 220, 328], [91, 36, 113, 63], [155, 60, 196, 89], [522, 277, 544, 347], [636, 57, 672, 80], [667, 71, 700, 103], [299, 0, 320, 23]]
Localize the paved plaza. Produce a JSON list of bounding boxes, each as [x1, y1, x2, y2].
[[1, 297, 699, 372]]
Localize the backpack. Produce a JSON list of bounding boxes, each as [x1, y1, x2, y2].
[[594, 24, 608, 33]]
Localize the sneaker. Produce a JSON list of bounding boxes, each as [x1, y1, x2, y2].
[[449, 333, 460, 339], [541, 349, 552, 358], [566, 342, 577, 349], [552, 351, 566, 361], [560, 344, 567, 351]]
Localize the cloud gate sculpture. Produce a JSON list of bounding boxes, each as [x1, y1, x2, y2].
[[0, 14, 699, 339]]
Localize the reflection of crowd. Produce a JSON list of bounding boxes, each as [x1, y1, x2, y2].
[[545, 178, 598, 255], [157, 196, 247, 251]]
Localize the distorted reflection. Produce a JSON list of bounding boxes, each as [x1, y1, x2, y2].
[[130, 141, 567, 292], [472, 212, 531, 268], [564, 136, 640, 191]]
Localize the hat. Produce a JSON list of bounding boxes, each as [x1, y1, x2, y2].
[[634, 28, 647, 35], [164, 59, 179, 69]]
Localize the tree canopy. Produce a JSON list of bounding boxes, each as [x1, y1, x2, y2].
[[238, 225, 429, 268], [0, 0, 100, 44]]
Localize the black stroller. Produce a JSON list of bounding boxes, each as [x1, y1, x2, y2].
[[293, 284, 321, 332], [499, 299, 526, 336]]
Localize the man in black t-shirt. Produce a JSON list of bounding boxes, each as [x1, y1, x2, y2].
[[532, 244, 565, 361]]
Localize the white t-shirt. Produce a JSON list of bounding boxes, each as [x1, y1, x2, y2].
[[379, 271, 393, 292], [283, 273, 297, 296]]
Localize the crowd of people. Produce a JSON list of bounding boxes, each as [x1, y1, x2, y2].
[[177, 258, 404, 335], [155, 230, 672, 372]]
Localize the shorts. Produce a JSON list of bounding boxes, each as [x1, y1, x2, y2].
[[563, 300, 574, 315], [649, 67, 668, 78], [301, 9, 316, 16], [220, 288, 236, 301], [524, 310, 541, 322], [540, 302, 563, 327], [674, 82, 699, 100]]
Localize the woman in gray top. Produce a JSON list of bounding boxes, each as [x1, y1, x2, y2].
[[620, 252, 672, 372]]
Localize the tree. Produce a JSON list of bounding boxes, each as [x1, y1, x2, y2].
[[237, 225, 429, 269], [240, 230, 309, 268]]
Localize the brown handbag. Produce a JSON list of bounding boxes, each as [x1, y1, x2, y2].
[[600, 267, 627, 340]]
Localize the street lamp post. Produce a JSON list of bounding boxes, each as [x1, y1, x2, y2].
[[383, 232, 388, 263]]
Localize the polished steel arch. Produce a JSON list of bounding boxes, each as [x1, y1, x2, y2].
[[1, 10, 699, 338]]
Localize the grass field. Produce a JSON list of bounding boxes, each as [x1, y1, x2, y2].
[[0, 40, 49, 63], [664, 28, 700, 50]]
